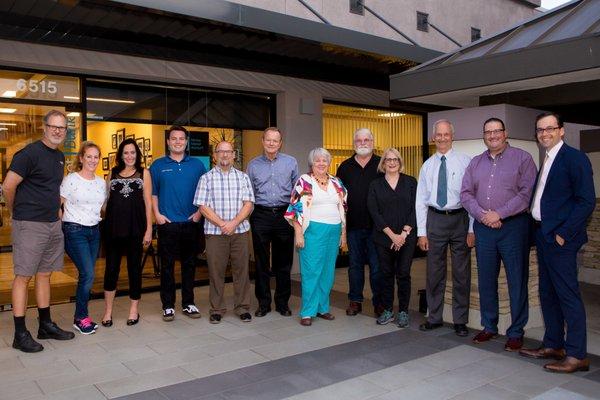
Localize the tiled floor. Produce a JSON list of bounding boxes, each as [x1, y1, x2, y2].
[[1, 262, 600, 400]]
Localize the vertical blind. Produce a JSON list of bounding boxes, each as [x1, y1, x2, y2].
[[323, 103, 424, 178]]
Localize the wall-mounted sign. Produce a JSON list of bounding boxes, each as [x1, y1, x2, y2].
[[0, 70, 80, 103]]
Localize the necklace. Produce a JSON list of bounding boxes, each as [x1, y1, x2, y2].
[[313, 174, 329, 186]]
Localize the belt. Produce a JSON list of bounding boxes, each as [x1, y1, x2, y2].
[[255, 204, 288, 212], [428, 206, 465, 215]]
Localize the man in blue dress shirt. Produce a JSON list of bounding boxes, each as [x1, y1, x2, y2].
[[247, 127, 299, 317]]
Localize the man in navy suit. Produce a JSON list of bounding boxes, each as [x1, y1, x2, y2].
[[520, 112, 595, 373]]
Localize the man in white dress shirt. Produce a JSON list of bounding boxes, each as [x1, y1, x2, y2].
[[416, 119, 475, 337]]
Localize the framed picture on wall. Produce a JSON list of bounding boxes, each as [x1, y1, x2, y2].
[[111, 134, 117, 149], [145, 155, 153, 166], [102, 157, 109, 171], [108, 152, 116, 169], [144, 138, 151, 153], [136, 137, 144, 151], [126, 133, 135, 140], [104, 174, 108, 180], [116, 128, 125, 145]]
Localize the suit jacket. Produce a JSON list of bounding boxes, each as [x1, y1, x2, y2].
[[538, 143, 595, 246]]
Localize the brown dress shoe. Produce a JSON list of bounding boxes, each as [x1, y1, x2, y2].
[[544, 356, 590, 373], [346, 302, 362, 316], [472, 330, 497, 344], [504, 337, 523, 352], [519, 347, 566, 360], [300, 317, 312, 326], [374, 305, 385, 318], [316, 312, 335, 320]]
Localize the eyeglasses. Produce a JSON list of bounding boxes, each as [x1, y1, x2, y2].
[[46, 124, 67, 133], [483, 129, 505, 136], [384, 157, 399, 163], [215, 150, 234, 154], [535, 126, 560, 135], [354, 138, 373, 144]]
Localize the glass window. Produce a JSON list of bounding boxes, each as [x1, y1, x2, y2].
[[0, 69, 79, 103], [323, 103, 424, 178]]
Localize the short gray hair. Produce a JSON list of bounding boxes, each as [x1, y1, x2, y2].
[[353, 127, 374, 141], [43, 109, 67, 125], [308, 147, 332, 168], [432, 119, 455, 136]]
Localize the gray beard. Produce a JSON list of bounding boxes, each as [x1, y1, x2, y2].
[[355, 148, 372, 156]]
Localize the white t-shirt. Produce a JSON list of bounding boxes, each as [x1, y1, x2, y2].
[[60, 172, 107, 226], [310, 181, 341, 224]]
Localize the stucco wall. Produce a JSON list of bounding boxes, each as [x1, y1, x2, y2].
[[225, 0, 538, 52]]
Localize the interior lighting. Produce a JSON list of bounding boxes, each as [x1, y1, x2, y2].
[[2, 90, 16, 97], [64, 96, 135, 104], [378, 112, 406, 117], [0, 108, 17, 113]]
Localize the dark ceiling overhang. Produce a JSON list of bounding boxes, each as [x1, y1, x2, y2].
[[0, 0, 441, 90]]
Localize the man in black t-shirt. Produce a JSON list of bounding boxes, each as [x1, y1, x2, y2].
[[336, 128, 383, 317], [3, 109, 75, 353]]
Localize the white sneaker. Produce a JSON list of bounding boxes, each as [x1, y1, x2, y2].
[[182, 305, 201, 319], [163, 308, 175, 321]]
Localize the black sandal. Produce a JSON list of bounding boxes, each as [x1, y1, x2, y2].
[[126, 314, 140, 326], [101, 318, 113, 327]]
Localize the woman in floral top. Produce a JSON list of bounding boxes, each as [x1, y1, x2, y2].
[[285, 147, 347, 326]]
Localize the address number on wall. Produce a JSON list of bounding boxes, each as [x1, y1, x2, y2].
[[16, 79, 58, 94]]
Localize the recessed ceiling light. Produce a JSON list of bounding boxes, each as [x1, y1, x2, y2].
[[64, 96, 135, 104], [0, 122, 17, 126], [378, 112, 405, 117], [2, 90, 16, 98], [0, 108, 17, 113], [67, 112, 80, 117], [0, 127, 7, 131]]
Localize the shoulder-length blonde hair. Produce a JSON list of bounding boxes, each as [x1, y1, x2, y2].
[[377, 147, 404, 173], [75, 141, 101, 172]]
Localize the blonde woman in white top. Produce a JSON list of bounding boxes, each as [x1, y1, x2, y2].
[[60, 141, 107, 335]]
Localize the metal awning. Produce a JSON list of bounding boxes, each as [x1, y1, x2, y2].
[[390, 0, 600, 115], [0, 0, 441, 90]]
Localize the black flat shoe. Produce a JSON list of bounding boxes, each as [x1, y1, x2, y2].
[[37, 321, 75, 341], [126, 314, 140, 326], [101, 319, 113, 327]]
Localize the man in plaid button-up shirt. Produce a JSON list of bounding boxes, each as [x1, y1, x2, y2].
[[194, 141, 255, 323]]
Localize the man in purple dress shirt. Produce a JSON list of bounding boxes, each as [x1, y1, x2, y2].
[[461, 117, 537, 352]]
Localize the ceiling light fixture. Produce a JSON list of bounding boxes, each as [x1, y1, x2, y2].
[[0, 108, 17, 113], [64, 96, 135, 104], [2, 90, 16, 98]]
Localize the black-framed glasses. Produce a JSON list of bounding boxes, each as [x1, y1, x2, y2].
[[45, 124, 67, 132], [483, 129, 505, 136], [535, 126, 559, 135]]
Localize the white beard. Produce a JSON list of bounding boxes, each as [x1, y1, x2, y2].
[[355, 147, 372, 156]]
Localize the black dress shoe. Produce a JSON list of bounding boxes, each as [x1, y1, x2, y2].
[[454, 324, 469, 337], [13, 330, 44, 353], [419, 321, 443, 331], [254, 307, 271, 317], [276, 308, 292, 317], [101, 319, 113, 327], [37, 321, 75, 340], [127, 314, 140, 326]]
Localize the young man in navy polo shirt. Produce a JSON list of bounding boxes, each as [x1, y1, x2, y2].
[[150, 126, 207, 321]]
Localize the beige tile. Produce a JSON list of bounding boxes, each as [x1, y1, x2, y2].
[[181, 349, 268, 378], [361, 359, 445, 390], [123, 347, 212, 374], [0, 379, 43, 400], [96, 366, 195, 399], [36, 363, 133, 394]]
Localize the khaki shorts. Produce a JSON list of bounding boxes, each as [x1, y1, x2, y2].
[[12, 220, 64, 276]]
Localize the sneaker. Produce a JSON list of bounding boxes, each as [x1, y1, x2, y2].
[[376, 310, 394, 325], [37, 321, 75, 340], [396, 311, 410, 328], [163, 308, 175, 322], [73, 317, 96, 335], [240, 312, 252, 322], [209, 314, 222, 324], [182, 305, 201, 319], [13, 330, 44, 353]]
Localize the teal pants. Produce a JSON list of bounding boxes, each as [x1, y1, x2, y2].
[[299, 221, 341, 318]]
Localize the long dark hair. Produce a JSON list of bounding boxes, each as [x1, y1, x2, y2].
[[112, 138, 143, 175]]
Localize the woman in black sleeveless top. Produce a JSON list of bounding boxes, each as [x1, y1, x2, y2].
[[102, 138, 153, 327]]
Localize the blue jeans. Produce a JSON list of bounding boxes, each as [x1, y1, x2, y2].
[[347, 229, 382, 307], [63, 222, 100, 320]]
